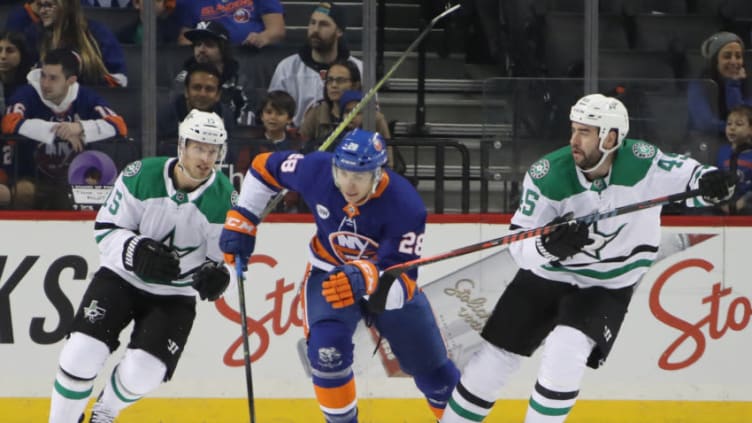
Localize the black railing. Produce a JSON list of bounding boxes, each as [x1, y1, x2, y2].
[[391, 138, 471, 213]]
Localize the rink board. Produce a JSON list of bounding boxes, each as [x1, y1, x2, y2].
[[0, 214, 750, 422]]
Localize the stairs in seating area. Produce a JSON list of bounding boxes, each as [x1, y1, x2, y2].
[[287, 0, 510, 213]]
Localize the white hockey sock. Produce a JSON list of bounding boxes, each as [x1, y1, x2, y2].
[[524, 325, 595, 423], [49, 332, 110, 423], [441, 342, 523, 422], [96, 348, 166, 415], [49, 369, 96, 423]]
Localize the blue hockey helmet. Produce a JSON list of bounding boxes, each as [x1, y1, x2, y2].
[[332, 129, 388, 196], [333, 129, 388, 172]]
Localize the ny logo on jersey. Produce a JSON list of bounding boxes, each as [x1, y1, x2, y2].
[[317, 347, 342, 369], [328, 231, 379, 262], [167, 339, 180, 355], [83, 300, 106, 323]]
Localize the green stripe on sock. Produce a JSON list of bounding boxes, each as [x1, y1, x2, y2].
[[53, 380, 92, 400], [529, 397, 572, 416], [448, 397, 486, 422], [111, 369, 140, 403]]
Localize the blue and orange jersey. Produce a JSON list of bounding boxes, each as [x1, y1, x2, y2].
[[240, 151, 426, 285]]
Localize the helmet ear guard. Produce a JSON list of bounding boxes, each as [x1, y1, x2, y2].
[[177, 109, 228, 163]]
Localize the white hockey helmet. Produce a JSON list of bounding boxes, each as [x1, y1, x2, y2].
[[570, 94, 629, 150], [178, 109, 228, 163]]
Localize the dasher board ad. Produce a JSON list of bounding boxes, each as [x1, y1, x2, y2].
[[0, 219, 749, 402]]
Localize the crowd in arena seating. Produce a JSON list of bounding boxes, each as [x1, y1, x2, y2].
[[0, 0, 383, 212], [0, 0, 751, 214]]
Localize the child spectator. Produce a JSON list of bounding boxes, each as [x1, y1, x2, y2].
[[716, 104, 752, 214], [688, 32, 752, 136], [176, 0, 285, 48], [234, 90, 303, 212], [24, 0, 128, 87]]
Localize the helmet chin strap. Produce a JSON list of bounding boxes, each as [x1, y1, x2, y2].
[[578, 134, 618, 174], [176, 149, 212, 185]]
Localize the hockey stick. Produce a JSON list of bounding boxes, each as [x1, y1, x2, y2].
[[234, 257, 256, 423], [367, 188, 703, 313], [258, 3, 462, 219]]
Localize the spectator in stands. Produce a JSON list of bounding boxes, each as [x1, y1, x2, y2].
[[269, 1, 362, 127], [0, 31, 34, 104], [235, 90, 299, 175], [117, 0, 181, 46], [159, 62, 233, 145], [300, 60, 362, 145], [234, 90, 304, 212], [688, 31, 752, 136], [5, 1, 40, 34], [716, 104, 752, 214], [23, 0, 128, 87], [176, 0, 285, 48], [0, 48, 128, 209], [173, 21, 251, 125]]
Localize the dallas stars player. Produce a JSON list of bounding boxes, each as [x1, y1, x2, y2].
[[48, 110, 236, 423], [441, 94, 737, 423]]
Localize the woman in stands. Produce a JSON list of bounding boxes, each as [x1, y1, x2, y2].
[[688, 31, 752, 137], [0, 31, 34, 104], [23, 0, 128, 87], [300, 59, 391, 149]]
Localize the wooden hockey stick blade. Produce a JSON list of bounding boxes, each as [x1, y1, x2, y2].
[[367, 188, 702, 313]]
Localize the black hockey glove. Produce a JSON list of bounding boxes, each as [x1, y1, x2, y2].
[[699, 170, 738, 204], [122, 236, 180, 282], [536, 215, 592, 261], [192, 261, 230, 301]]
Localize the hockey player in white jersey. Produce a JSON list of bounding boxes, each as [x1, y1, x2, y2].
[[48, 110, 236, 423], [441, 94, 737, 423]]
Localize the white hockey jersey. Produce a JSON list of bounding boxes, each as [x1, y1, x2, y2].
[[509, 139, 712, 289], [94, 157, 235, 296]]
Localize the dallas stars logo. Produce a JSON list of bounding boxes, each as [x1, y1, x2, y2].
[[529, 159, 550, 179], [581, 221, 626, 260], [632, 142, 656, 159], [161, 228, 199, 259]]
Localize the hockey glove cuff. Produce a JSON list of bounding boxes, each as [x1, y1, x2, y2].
[[220, 207, 260, 270], [322, 260, 379, 309], [123, 236, 180, 282], [192, 261, 230, 301]]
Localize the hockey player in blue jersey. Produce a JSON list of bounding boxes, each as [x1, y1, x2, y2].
[[220, 129, 460, 422]]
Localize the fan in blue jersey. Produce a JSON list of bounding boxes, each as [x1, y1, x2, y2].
[[220, 129, 460, 422], [48, 110, 236, 423]]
